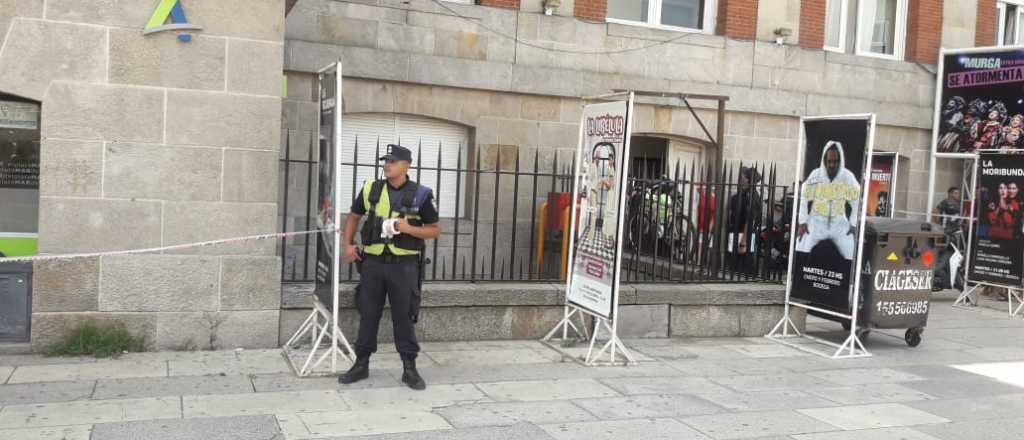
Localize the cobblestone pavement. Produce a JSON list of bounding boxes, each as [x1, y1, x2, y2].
[[1, 292, 1022, 439]]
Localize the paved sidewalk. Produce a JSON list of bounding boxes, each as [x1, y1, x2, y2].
[[1, 292, 1022, 440]]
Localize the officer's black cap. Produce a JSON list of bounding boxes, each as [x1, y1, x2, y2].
[[379, 144, 413, 163]]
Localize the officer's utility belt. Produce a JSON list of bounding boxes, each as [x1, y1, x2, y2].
[[362, 253, 418, 264]]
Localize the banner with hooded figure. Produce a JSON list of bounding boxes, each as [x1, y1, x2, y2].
[[933, 47, 1024, 158], [867, 152, 896, 218], [791, 118, 871, 311], [567, 100, 633, 320], [969, 151, 1024, 287]]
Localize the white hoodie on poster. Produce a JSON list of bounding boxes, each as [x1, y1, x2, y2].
[[795, 141, 861, 260]]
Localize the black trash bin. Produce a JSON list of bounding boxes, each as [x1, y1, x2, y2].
[[854, 219, 946, 347]]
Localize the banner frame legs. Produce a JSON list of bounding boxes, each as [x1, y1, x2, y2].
[[281, 298, 356, 377], [540, 305, 637, 367]]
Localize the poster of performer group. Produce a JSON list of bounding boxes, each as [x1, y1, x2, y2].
[[790, 117, 872, 311], [867, 152, 897, 218], [934, 47, 1024, 157], [969, 152, 1024, 286], [314, 63, 340, 303], [566, 99, 633, 319]]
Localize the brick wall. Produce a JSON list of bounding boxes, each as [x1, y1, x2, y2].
[[799, 0, 826, 48], [976, 0, 997, 46], [905, 0, 943, 64], [480, 0, 520, 10], [574, 0, 607, 21], [717, 0, 759, 39]]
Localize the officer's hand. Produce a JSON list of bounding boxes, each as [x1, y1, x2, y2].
[[345, 245, 362, 263], [394, 218, 410, 234]]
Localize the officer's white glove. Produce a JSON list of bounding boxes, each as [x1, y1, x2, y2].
[[381, 219, 402, 238]]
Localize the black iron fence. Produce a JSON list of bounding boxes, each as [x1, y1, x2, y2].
[[278, 133, 790, 284]]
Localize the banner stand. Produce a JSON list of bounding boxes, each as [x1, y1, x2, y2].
[[953, 152, 1024, 319], [540, 91, 638, 367], [281, 60, 356, 376], [766, 114, 876, 359]]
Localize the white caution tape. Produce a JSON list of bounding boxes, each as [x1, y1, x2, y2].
[[0, 229, 334, 264]]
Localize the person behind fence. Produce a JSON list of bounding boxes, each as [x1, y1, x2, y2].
[[796, 141, 861, 260], [727, 167, 762, 274], [339, 144, 441, 390], [933, 187, 962, 235]]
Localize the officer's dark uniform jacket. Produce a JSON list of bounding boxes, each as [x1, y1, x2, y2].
[[350, 178, 438, 360]]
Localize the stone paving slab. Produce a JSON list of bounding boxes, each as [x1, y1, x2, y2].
[[0, 396, 181, 429], [183, 390, 348, 418], [6, 359, 167, 384], [804, 384, 936, 405], [279, 409, 452, 438], [598, 376, 733, 396], [790, 427, 944, 440], [341, 384, 488, 411], [663, 359, 744, 377], [434, 400, 594, 428], [710, 373, 836, 392], [335, 421, 556, 440], [93, 375, 254, 400], [630, 344, 699, 361], [476, 379, 619, 402], [547, 345, 657, 362], [695, 389, 837, 412], [425, 348, 559, 366], [419, 340, 547, 352], [0, 355, 98, 367], [91, 415, 281, 440], [914, 416, 1024, 440], [253, 372, 402, 392], [168, 350, 292, 376], [541, 418, 712, 440], [889, 365, 985, 381], [680, 410, 838, 439], [900, 377, 1021, 399], [571, 393, 724, 419], [906, 393, 1024, 422], [0, 380, 95, 405], [384, 362, 679, 386], [712, 358, 803, 375], [798, 403, 950, 430], [807, 368, 927, 386], [723, 344, 812, 358], [0, 366, 13, 383], [0, 425, 93, 440]]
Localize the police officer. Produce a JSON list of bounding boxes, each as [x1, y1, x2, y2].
[[338, 144, 441, 390]]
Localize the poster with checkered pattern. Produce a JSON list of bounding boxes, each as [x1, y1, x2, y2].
[[567, 100, 632, 319]]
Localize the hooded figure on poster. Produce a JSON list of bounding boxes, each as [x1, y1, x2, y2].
[[796, 140, 861, 260]]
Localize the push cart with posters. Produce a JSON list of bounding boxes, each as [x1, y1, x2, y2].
[[831, 219, 945, 347]]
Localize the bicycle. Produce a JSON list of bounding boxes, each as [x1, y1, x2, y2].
[[625, 180, 699, 264]]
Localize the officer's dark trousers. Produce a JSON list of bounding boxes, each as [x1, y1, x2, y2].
[[354, 256, 420, 361]]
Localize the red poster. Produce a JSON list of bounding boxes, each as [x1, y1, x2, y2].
[[867, 153, 896, 218]]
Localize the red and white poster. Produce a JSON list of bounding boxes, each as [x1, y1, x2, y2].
[[867, 152, 897, 218]]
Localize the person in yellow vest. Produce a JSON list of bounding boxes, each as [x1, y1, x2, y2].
[[339, 144, 441, 390]]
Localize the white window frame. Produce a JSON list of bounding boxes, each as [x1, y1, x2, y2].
[[997, 0, 1024, 46], [606, 0, 717, 35], [854, 0, 909, 61], [824, 0, 850, 53]]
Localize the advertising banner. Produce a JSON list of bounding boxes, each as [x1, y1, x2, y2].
[[969, 151, 1024, 287], [934, 47, 1024, 157], [791, 117, 872, 311], [314, 65, 340, 303], [567, 100, 633, 319], [867, 152, 896, 218]]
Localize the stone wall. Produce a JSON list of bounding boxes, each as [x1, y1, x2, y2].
[[0, 0, 287, 350], [279, 282, 804, 343]]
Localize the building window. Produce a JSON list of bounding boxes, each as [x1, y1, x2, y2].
[[824, 0, 849, 52], [855, 0, 908, 59], [998, 1, 1024, 46], [606, 0, 713, 32]]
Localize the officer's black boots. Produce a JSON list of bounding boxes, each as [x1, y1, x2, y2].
[[338, 356, 369, 384], [401, 359, 426, 390]]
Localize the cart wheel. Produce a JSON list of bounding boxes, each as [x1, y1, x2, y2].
[[855, 328, 870, 343], [905, 328, 923, 347]]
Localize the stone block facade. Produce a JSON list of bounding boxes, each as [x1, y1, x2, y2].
[[0, 0, 286, 350]]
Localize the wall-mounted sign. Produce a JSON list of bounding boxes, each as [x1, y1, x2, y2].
[[0, 101, 39, 130], [144, 0, 202, 42]]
